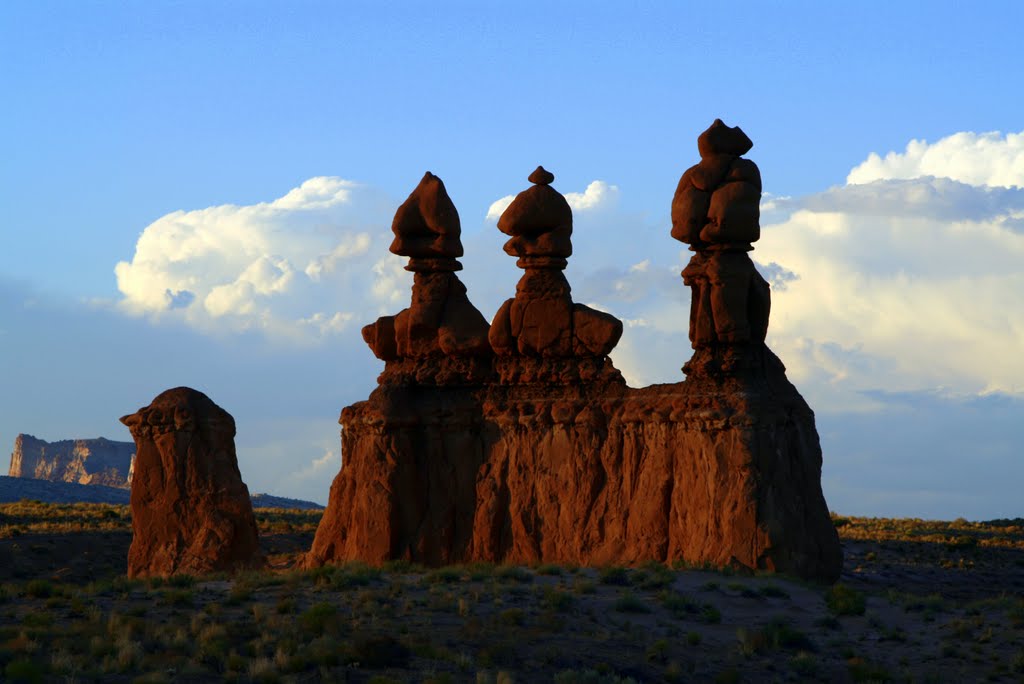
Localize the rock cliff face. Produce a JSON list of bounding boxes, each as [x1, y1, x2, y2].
[[308, 137, 842, 582], [8, 434, 134, 488], [121, 387, 265, 578]]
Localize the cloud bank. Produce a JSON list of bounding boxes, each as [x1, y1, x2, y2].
[[115, 177, 406, 342]]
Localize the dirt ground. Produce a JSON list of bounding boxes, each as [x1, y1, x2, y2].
[[0, 510, 1022, 683]]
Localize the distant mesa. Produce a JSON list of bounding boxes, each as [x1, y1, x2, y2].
[[120, 387, 265, 577], [8, 434, 134, 488], [6, 435, 323, 509]]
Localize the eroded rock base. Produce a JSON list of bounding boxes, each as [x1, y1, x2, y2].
[[306, 348, 841, 582]]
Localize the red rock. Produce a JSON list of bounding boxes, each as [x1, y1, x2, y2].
[[497, 167, 573, 259], [308, 357, 840, 581], [698, 118, 753, 158], [308, 145, 841, 583], [670, 171, 710, 244], [702, 180, 761, 244], [489, 168, 623, 361], [390, 171, 463, 265], [120, 388, 264, 578], [364, 173, 492, 384]]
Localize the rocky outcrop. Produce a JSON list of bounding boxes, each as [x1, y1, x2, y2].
[[8, 434, 134, 488], [308, 141, 842, 582], [120, 387, 265, 577]]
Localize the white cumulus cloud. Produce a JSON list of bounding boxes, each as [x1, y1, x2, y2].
[[114, 177, 406, 341], [847, 130, 1024, 188]]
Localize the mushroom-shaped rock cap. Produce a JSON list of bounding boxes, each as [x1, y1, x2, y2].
[[497, 166, 572, 239], [697, 119, 753, 159], [120, 387, 235, 436], [390, 171, 463, 259]]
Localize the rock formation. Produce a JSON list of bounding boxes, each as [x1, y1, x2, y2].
[[308, 141, 842, 582], [8, 434, 134, 488], [361, 171, 492, 385], [120, 387, 264, 577], [672, 118, 771, 374], [489, 167, 623, 383]]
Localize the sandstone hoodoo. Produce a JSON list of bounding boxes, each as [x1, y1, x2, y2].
[[361, 171, 493, 385], [309, 131, 842, 582], [120, 387, 264, 578], [307, 173, 495, 567], [489, 166, 624, 383]]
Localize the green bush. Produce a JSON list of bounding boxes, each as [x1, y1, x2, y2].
[[612, 593, 650, 614], [599, 567, 630, 586], [826, 583, 866, 616], [300, 602, 339, 634], [5, 658, 45, 684]]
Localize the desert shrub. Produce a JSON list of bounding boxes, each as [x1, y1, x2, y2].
[[599, 567, 630, 586], [737, 619, 812, 657], [497, 608, 525, 626], [424, 567, 462, 585], [4, 658, 45, 684], [494, 566, 532, 583], [826, 583, 866, 616], [458, 562, 491, 581], [846, 656, 892, 682], [699, 604, 722, 624], [660, 590, 697, 618], [759, 584, 790, 599], [636, 562, 674, 590], [541, 587, 575, 612], [553, 669, 639, 683], [612, 593, 649, 614], [333, 562, 381, 589], [790, 651, 819, 676], [1008, 599, 1024, 628], [300, 602, 339, 634], [166, 574, 195, 588], [24, 580, 52, 599], [349, 634, 411, 669], [645, 638, 669, 662], [158, 589, 193, 607], [536, 563, 563, 576]]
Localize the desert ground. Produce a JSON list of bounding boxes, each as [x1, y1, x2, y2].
[[1, 503, 1022, 683]]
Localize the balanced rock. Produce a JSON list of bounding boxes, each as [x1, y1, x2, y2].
[[362, 172, 492, 384], [489, 167, 623, 375], [672, 119, 770, 358], [120, 387, 264, 578], [390, 171, 464, 268]]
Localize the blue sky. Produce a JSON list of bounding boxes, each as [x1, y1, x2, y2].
[[2, 2, 1022, 517]]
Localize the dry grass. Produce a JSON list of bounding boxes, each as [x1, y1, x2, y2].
[[0, 504, 1021, 682]]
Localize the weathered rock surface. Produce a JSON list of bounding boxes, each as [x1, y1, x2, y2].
[[120, 387, 265, 577], [309, 146, 842, 582], [8, 434, 134, 488], [318, 356, 838, 578]]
